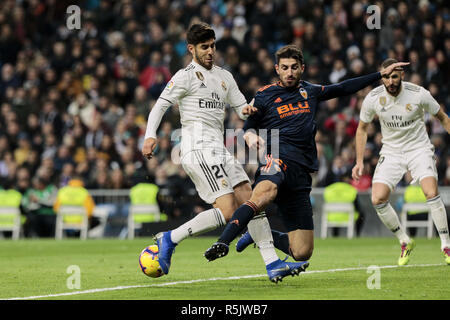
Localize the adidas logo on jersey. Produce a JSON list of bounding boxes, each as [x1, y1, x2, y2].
[[274, 97, 282, 103], [200, 83, 207, 88]]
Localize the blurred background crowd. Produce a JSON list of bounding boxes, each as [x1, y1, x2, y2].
[[0, 0, 449, 221]]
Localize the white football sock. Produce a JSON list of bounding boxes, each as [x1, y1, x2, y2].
[[170, 208, 226, 244], [427, 195, 450, 250], [247, 213, 279, 265], [374, 202, 411, 244]]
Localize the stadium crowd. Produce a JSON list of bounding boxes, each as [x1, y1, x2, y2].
[[0, 0, 449, 222]]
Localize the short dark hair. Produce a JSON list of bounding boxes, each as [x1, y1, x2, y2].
[[275, 45, 304, 65], [381, 58, 403, 71], [187, 22, 215, 45], [381, 58, 398, 69]]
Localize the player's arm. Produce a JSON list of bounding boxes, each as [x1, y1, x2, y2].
[[142, 97, 173, 159], [242, 98, 265, 149], [318, 62, 409, 101], [142, 71, 187, 159], [433, 107, 450, 134], [420, 87, 450, 134], [226, 71, 258, 119], [352, 120, 370, 181]]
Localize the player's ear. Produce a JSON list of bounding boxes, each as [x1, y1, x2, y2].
[[275, 64, 280, 75], [187, 44, 195, 55]]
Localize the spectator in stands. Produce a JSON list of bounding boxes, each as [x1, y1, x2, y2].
[[22, 175, 58, 237], [53, 177, 98, 231]]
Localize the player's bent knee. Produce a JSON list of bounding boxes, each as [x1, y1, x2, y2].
[[290, 246, 313, 261], [214, 195, 239, 221], [371, 195, 389, 206]]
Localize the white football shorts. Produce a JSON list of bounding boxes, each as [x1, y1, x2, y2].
[[181, 148, 250, 204], [372, 146, 438, 190]]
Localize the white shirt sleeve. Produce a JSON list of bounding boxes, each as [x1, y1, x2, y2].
[[225, 71, 248, 120], [359, 94, 376, 123], [144, 97, 173, 139], [144, 70, 190, 139], [419, 87, 440, 116]]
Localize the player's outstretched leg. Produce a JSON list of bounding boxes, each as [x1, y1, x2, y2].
[[154, 231, 177, 274], [398, 238, 416, 266], [154, 208, 227, 274], [204, 241, 229, 261], [426, 194, 450, 264], [266, 258, 309, 283]]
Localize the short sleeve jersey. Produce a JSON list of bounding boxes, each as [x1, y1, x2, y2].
[[360, 82, 440, 152]]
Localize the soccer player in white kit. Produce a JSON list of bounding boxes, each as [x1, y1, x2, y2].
[[141, 23, 283, 276], [352, 58, 450, 266]]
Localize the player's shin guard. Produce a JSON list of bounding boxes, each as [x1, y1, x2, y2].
[[247, 214, 279, 265], [427, 195, 450, 250], [170, 208, 226, 244], [218, 201, 258, 245], [374, 202, 411, 245]]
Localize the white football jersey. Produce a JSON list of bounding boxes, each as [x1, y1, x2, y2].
[[360, 81, 440, 152], [159, 60, 247, 155]]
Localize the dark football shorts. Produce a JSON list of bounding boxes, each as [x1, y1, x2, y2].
[[253, 155, 314, 231]]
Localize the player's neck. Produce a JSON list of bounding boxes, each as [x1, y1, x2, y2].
[[192, 58, 213, 71], [278, 79, 302, 89]]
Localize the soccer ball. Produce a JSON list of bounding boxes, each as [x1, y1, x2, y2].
[[139, 245, 163, 278]]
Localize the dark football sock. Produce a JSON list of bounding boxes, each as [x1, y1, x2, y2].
[[218, 201, 258, 245], [271, 230, 290, 256]]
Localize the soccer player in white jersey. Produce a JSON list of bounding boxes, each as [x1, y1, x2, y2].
[[141, 22, 293, 277], [352, 58, 450, 265]]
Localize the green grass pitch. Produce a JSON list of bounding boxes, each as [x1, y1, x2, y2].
[[0, 237, 448, 300]]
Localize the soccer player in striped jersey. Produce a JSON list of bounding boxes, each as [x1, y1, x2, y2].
[[352, 58, 450, 265]]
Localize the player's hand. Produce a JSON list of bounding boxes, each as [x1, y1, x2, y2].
[[244, 131, 265, 150], [242, 105, 258, 116], [142, 137, 157, 159], [351, 163, 364, 181], [380, 62, 410, 76]]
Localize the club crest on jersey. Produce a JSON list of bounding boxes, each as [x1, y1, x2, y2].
[[195, 71, 204, 81], [221, 179, 228, 188], [379, 96, 386, 106], [221, 81, 227, 91], [299, 88, 308, 99], [405, 103, 412, 112]]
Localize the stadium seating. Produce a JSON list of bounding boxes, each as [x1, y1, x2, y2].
[[128, 183, 163, 239], [400, 185, 434, 239], [55, 205, 89, 240], [87, 206, 110, 238], [321, 202, 356, 239], [321, 182, 358, 239], [0, 189, 23, 240]]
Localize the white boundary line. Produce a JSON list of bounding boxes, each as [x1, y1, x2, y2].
[[3, 263, 445, 300]]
